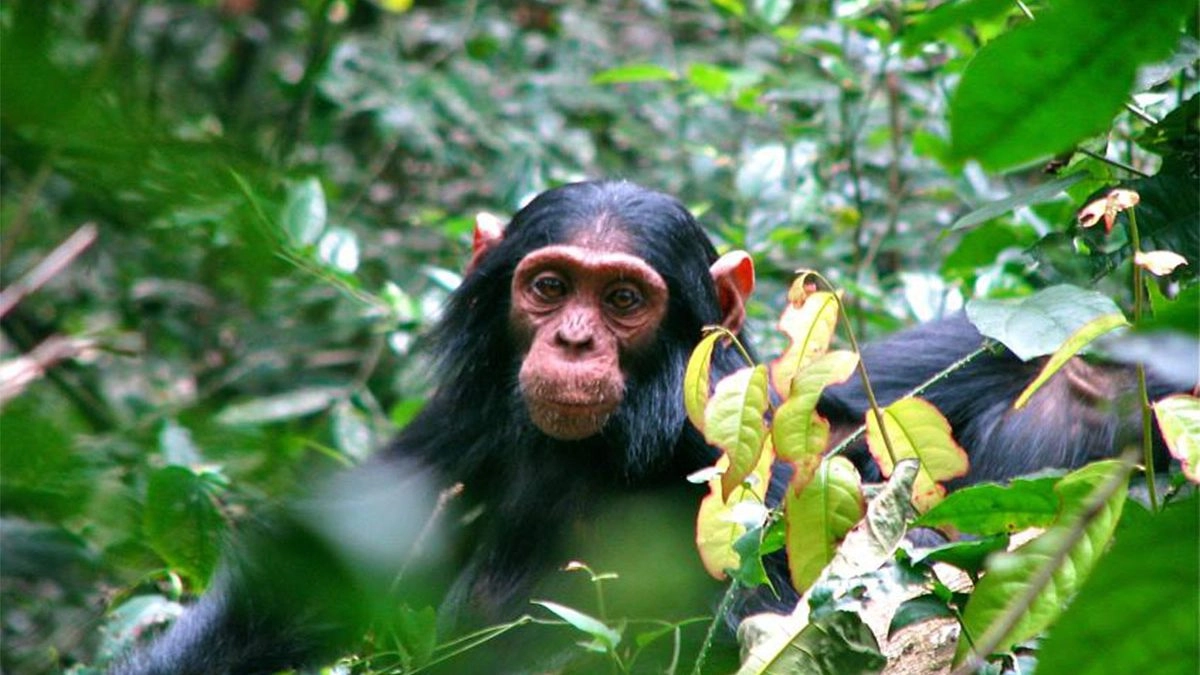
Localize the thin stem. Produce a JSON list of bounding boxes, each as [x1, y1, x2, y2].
[[689, 582, 739, 675], [1126, 206, 1159, 510]]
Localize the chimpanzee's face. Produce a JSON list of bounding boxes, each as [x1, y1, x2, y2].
[[508, 242, 669, 440]]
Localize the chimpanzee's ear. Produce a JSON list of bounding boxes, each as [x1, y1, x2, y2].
[[466, 212, 506, 274], [709, 251, 755, 333]]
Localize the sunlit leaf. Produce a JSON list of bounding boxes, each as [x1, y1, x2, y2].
[[1134, 250, 1189, 276], [317, 226, 361, 273], [785, 456, 864, 594], [1014, 312, 1128, 408], [770, 288, 840, 395], [705, 365, 771, 500], [684, 331, 724, 433], [865, 397, 968, 512], [282, 176, 327, 246], [1155, 395, 1200, 483], [591, 63, 677, 84], [772, 350, 858, 463], [696, 447, 774, 580], [532, 600, 621, 651]]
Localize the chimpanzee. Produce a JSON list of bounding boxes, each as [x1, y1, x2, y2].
[[111, 180, 1175, 674]]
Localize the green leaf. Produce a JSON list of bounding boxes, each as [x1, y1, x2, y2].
[[1013, 312, 1127, 407], [532, 600, 621, 651], [900, 0, 1014, 57], [316, 226, 361, 273], [215, 387, 344, 426], [282, 176, 327, 246], [1155, 395, 1200, 483], [752, 0, 793, 26], [1036, 497, 1200, 675], [706, 365, 770, 500], [591, 63, 677, 84], [785, 456, 864, 594], [914, 535, 1010, 577], [950, 173, 1085, 231], [888, 594, 955, 639], [966, 285, 1123, 361], [737, 610, 885, 675], [954, 460, 1129, 665], [684, 331, 724, 433], [143, 466, 223, 586], [687, 63, 733, 96], [949, 0, 1195, 170], [915, 476, 1061, 536], [865, 397, 969, 512], [770, 289, 840, 395], [772, 350, 858, 463]]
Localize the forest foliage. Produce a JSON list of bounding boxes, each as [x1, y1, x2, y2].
[[1, 0, 1197, 673]]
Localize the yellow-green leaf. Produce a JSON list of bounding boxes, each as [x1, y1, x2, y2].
[[865, 397, 968, 512], [1014, 312, 1128, 408], [770, 289, 840, 395], [785, 456, 864, 594], [773, 350, 859, 463], [1156, 395, 1200, 483], [684, 330, 724, 433], [695, 447, 775, 580], [706, 365, 771, 500]]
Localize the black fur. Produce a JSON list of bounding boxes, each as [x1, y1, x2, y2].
[[112, 181, 1173, 674]]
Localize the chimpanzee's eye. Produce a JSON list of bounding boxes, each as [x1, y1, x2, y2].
[[606, 286, 643, 313], [531, 273, 568, 301]]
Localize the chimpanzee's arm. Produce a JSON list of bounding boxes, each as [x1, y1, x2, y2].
[[819, 314, 1172, 484]]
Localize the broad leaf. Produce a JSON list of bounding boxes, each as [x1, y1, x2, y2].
[[143, 466, 223, 586], [770, 288, 840, 394], [1155, 395, 1200, 483], [1036, 498, 1199, 675], [695, 443, 775, 580], [967, 285, 1123, 361], [865, 397, 968, 512], [1013, 312, 1128, 408], [950, 0, 1194, 169], [785, 456, 864, 594], [915, 476, 1061, 536], [684, 330, 724, 434], [706, 365, 771, 500], [954, 461, 1129, 666], [772, 350, 858, 463]]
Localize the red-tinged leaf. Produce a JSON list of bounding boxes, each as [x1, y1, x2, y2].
[[785, 456, 864, 594], [865, 397, 968, 512], [1077, 189, 1140, 234], [1155, 395, 1200, 483], [774, 351, 859, 463], [1014, 312, 1128, 408], [705, 365, 771, 500], [695, 446, 775, 580], [684, 330, 724, 433], [770, 289, 840, 395]]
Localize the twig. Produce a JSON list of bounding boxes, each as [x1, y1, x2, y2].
[[0, 223, 99, 318], [0, 335, 99, 405]]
